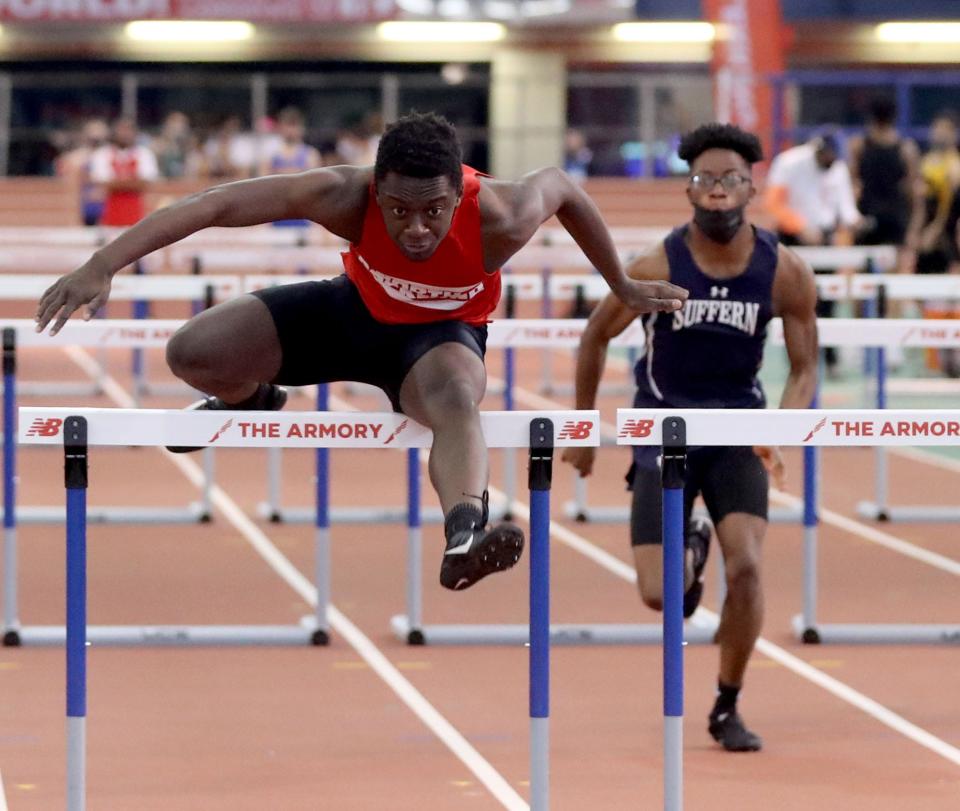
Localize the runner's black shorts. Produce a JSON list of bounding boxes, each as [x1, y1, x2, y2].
[[626, 446, 769, 546], [250, 274, 487, 411]]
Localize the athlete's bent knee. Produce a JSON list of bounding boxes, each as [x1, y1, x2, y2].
[[724, 556, 760, 598], [166, 326, 208, 378], [432, 378, 481, 421]]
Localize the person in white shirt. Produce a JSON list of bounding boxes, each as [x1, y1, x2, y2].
[[89, 118, 159, 227], [764, 133, 862, 374], [764, 133, 862, 246]]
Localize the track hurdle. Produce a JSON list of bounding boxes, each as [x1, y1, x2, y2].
[[19, 406, 594, 811], [618, 407, 960, 648], [618, 406, 960, 810]]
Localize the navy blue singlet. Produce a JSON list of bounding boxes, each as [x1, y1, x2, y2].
[[633, 224, 778, 411]]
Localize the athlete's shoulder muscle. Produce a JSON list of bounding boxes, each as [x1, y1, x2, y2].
[[291, 165, 371, 241]]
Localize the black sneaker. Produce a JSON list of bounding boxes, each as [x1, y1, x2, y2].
[[709, 710, 763, 752], [439, 522, 525, 591], [166, 384, 288, 453], [683, 517, 711, 619]]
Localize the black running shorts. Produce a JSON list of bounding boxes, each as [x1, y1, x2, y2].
[[250, 275, 487, 411], [627, 446, 769, 546]]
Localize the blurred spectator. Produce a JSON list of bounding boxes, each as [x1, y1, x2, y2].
[[89, 117, 159, 227], [848, 98, 923, 272], [913, 113, 960, 374], [258, 107, 320, 177], [335, 112, 381, 166], [913, 113, 960, 275], [152, 111, 202, 179], [202, 115, 256, 180], [55, 118, 109, 226], [765, 132, 862, 246], [765, 132, 862, 376], [564, 128, 593, 180]]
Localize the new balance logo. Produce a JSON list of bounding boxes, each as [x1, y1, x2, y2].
[[25, 418, 62, 437], [558, 421, 593, 441], [619, 419, 655, 438]]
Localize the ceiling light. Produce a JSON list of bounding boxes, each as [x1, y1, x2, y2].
[[124, 21, 254, 43], [611, 22, 715, 43], [875, 22, 960, 43], [377, 21, 506, 42]]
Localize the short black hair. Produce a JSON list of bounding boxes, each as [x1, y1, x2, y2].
[[867, 97, 897, 126], [678, 123, 764, 167], [374, 112, 463, 193]]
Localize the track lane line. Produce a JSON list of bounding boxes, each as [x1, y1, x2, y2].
[[62, 347, 529, 811], [0, 768, 9, 811]]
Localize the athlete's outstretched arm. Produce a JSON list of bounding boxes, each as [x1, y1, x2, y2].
[[562, 247, 667, 477], [496, 167, 687, 314], [36, 166, 368, 335]]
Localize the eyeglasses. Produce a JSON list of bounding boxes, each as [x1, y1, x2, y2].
[[688, 171, 751, 191]]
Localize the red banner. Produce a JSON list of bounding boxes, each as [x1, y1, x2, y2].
[[0, 0, 397, 22], [703, 0, 786, 161]]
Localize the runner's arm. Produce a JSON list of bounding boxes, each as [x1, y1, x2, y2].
[[774, 246, 819, 409], [501, 168, 686, 313]]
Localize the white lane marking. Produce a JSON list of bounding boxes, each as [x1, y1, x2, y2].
[[497, 374, 960, 577], [63, 348, 529, 811], [0, 769, 8, 811], [770, 489, 960, 577], [493, 375, 960, 767]]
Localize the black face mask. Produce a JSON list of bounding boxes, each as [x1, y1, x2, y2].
[[693, 204, 746, 244]]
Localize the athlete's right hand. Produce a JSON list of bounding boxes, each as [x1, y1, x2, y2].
[[615, 277, 688, 314], [561, 446, 597, 478], [35, 261, 113, 336]]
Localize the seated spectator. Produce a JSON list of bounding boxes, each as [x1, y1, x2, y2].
[[152, 111, 202, 179], [56, 118, 110, 226]]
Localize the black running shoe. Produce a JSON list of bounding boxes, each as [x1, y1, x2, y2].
[[683, 517, 711, 619], [709, 710, 763, 752], [166, 384, 288, 453], [439, 522, 525, 591]]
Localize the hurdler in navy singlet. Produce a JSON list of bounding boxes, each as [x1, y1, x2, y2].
[[634, 224, 777, 411]]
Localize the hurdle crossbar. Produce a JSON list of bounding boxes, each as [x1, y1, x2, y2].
[[20, 408, 596, 811]]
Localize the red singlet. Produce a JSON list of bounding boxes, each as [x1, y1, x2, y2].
[[342, 166, 500, 326]]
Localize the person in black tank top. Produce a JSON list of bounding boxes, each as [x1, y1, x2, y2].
[[563, 123, 820, 752], [848, 98, 922, 255]]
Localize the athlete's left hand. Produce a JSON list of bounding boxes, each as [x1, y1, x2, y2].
[[614, 277, 688, 314], [753, 446, 786, 490]]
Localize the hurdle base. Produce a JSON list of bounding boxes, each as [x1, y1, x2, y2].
[[15, 503, 212, 525], [390, 614, 718, 645], [791, 616, 960, 644], [256, 503, 509, 526], [563, 502, 802, 525], [855, 501, 960, 523], [15, 624, 322, 646], [2, 628, 21, 646]]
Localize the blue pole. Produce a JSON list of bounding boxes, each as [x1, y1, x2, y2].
[[313, 384, 330, 645], [660, 416, 687, 811], [3, 328, 18, 640], [131, 261, 148, 392], [529, 487, 550, 720], [528, 418, 554, 811], [663, 486, 685, 716], [63, 416, 88, 811], [801, 386, 820, 640], [405, 444, 423, 642]]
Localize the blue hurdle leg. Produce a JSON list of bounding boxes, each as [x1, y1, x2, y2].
[[661, 417, 687, 811], [64, 416, 88, 811], [528, 418, 554, 811]]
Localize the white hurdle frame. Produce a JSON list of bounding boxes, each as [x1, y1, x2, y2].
[[19, 406, 597, 811]]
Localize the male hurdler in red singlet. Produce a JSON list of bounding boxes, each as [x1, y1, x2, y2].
[[36, 112, 687, 592]]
